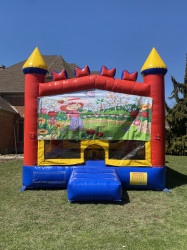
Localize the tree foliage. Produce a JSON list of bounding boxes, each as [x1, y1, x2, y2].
[[165, 55, 187, 155]]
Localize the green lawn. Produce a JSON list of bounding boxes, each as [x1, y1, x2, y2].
[[0, 156, 187, 250]]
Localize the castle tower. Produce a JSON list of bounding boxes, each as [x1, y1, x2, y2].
[[141, 48, 167, 167], [22, 47, 48, 166]]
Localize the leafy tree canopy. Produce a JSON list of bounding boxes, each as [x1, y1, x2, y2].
[[165, 54, 187, 155]]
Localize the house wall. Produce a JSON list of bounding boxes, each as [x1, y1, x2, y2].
[[4, 94, 24, 117], [0, 110, 18, 154], [0, 94, 25, 154]]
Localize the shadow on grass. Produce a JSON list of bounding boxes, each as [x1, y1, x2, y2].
[[22, 188, 130, 205], [25, 187, 66, 191], [70, 190, 130, 206], [166, 166, 187, 189]]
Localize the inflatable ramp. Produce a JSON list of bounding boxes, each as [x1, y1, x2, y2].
[[67, 168, 122, 201]]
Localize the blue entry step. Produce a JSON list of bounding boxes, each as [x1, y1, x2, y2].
[[67, 168, 122, 201]]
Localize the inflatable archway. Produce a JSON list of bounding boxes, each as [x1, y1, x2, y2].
[[21, 47, 167, 201]]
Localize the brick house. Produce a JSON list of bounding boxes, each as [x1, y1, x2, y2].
[[0, 55, 99, 154]]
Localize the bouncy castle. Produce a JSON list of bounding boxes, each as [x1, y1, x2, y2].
[[21, 47, 167, 201]]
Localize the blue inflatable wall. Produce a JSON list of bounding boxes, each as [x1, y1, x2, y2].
[[22, 161, 165, 194]]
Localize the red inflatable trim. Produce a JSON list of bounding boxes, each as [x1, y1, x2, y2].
[[100, 66, 116, 78], [122, 70, 138, 81], [39, 75, 150, 97], [74, 65, 90, 78], [51, 70, 67, 81]]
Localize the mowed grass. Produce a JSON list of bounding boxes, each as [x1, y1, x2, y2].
[[0, 156, 187, 250]]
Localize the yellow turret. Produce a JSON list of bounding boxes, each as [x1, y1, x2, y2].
[[22, 47, 48, 75], [141, 48, 167, 76]]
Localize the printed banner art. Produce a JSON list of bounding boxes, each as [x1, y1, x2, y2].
[[38, 90, 153, 141]]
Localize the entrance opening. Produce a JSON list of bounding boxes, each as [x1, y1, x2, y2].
[[84, 144, 105, 161]]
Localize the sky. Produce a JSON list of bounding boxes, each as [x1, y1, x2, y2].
[[0, 0, 186, 106]]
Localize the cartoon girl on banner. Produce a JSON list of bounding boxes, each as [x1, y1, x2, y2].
[[56, 98, 89, 131]]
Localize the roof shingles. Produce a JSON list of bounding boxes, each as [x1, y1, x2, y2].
[[0, 55, 99, 92]]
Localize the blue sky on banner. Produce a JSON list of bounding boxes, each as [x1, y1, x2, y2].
[[0, 0, 186, 106]]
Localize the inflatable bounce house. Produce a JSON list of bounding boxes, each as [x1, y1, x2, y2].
[[21, 47, 167, 201]]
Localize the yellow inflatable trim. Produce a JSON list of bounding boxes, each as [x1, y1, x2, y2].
[[38, 140, 84, 166], [38, 140, 151, 167]]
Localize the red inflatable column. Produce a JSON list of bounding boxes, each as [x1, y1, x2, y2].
[[141, 48, 167, 167], [22, 48, 48, 166], [144, 74, 165, 167], [24, 73, 45, 165]]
